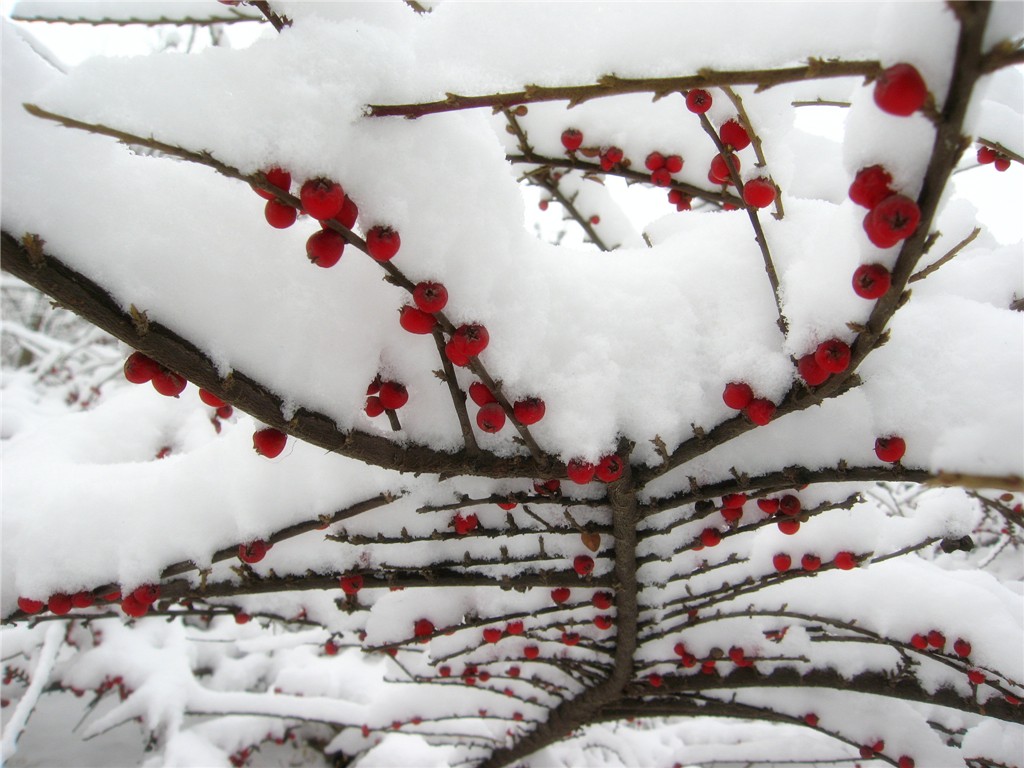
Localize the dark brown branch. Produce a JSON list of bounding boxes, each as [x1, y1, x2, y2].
[[10, 11, 263, 26], [249, 1, 290, 31], [366, 60, 883, 119], [432, 329, 480, 456], [909, 227, 981, 283], [0, 231, 548, 482]]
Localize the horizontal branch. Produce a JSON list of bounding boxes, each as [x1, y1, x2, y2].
[[367, 60, 882, 119], [0, 231, 550, 481]]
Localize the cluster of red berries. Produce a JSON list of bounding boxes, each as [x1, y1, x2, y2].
[[772, 550, 857, 573], [564, 454, 625, 484], [977, 145, 1013, 171], [339, 573, 364, 595], [365, 378, 409, 418], [721, 381, 776, 425], [645, 151, 684, 187], [123, 351, 186, 397], [671, 641, 730, 676], [467, 381, 546, 435], [17, 584, 164, 619], [850, 164, 922, 249], [797, 338, 852, 386], [908, 630, 972, 657]]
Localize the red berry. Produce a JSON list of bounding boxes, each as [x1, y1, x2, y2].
[[685, 89, 712, 113], [797, 353, 830, 386], [994, 156, 1011, 172], [450, 324, 490, 357], [596, 454, 624, 483], [340, 574, 364, 595], [561, 129, 583, 152], [152, 370, 187, 397], [506, 620, 524, 635], [721, 506, 743, 523], [722, 493, 747, 509], [253, 167, 291, 200], [523, 645, 540, 659], [513, 397, 546, 425], [469, 382, 496, 406], [645, 151, 665, 171], [264, 200, 297, 229], [566, 458, 597, 485], [967, 669, 986, 685], [833, 551, 857, 570], [17, 597, 44, 614], [133, 584, 160, 604], [239, 540, 270, 564], [650, 168, 672, 187], [779, 495, 801, 517], [561, 632, 580, 646], [874, 63, 928, 116], [413, 281, 448, 313], [414, 618, 434, 639], [366, 226, 401, 262], [744, 398, 776, 426], [539, 200, 549, 211], [778, 519, 801, 535], [476, 402, 506, 433], [444, 339, 470, 367], [647, 673, 662, 687], [852, 263, 891, 299], [742, 177, 776, 208], [306, 229, 345, 268], [574, 555, 595, 576], [604, 146, 624, 164], [773, 553, 792, 572], [399, 305, 437, 335], [700, 528, 721, 547], [719, 119, 751, 150], [216, 405, 233, 419], [664, 155, 683, 173], [977, 146, 997, 164], [757, 498, 780, 515], [124, 352, 161, 384], [668, 189, 692, 211], [378, 381, 409, 410], [804, 713, 819, 727], [452, 513, 479, 535], [551, 587, 571, 604], [324, 639, 338, 655], [594, 615, 613, 630], [849, 165, 894, 209], [593, 591, 613, 610], [253, 428, 287, 458], [801, 554, 821, 572], [71, 591, 94, 608], [864, 194, 921, 248], [364, 396, 384, 417], [335, 196, 358, 229], [121, 594, 149, 618], [483, 627, 503, 644], [909, 633, 928, 649], [534, 479, 561, 496], [954, 638, 972, 657], [46, 593, 72, 615], [723, 381, 754, 410], [898, 756, 915, 768], [927, 629, 945, 649], [234, 612, 250, 624], [874, 436, 906, 463], [710, 152, 741, 184], [814, 339, 851, 374], [198, 389, 226, 408], [589, 215, 600, 225], [300, 178, 344, 221]]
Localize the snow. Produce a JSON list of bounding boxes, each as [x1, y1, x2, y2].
[[2, 2, 1023, 767]]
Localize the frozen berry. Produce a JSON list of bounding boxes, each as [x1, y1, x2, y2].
[[779, 495, 801, 517], [953, 638, 972, 657], [264, 200, 297, 229], [414, 618, 434, 639], [645, 151, 665, 171], [452, 513, 479, 535], [719, 119, 751, 150], [365, 226, 401, 262], [742, 178, 776, 208], [833, 551, 857, 570], [797, 353, 830, 386], [574, 555, 595, 576], [199, 389, 226, 408], [378, 382, 409, 410], [450, 324, 490, 358], [686, 89, 712, 113], [801, 554, 821, 572], [483, 627, 503, 644], [239, 540, 270, 564], [778, 519, 801, 535], [152, 370, 187, 397], [864, 194, 921, 248], [700, 528, 722, 547], [596, 454, 624, 483], [340, 574, 364, 595], [874, 63, 928, 116], [852, 263, 891, 299], [745, 398, 776, 426], [566, 458, 597, 485], [664, 155, 683, 173], [17, 597, 44, 614], [300, 178, 344, 221], [977, 146, 997, 164], [849, 165, 894, 209], [710, 152, 741, 184], [723, 381, 754, 410], [468, 382, 496, 406], [593, 591, 613, 610], [306, 229, 346, 268], [399, 305, 437, 334], [335, 196, 359, 229], [477, 402, 506, 433], [561, 129, 583, 152], [253, 167, 291, 200], [253, 428, 287, 458], [994, 156, 1011, 172], [124, 352, 161, 384], [874, 436, 906, 463], [413, 281, 448, 313], [814, 339, 851, 374], [551, 587, 570, 604], [757, 498, 780, 515], [773, 553, 792, 572], [513, 397, 546, 425], [364, 396, 384, 417]]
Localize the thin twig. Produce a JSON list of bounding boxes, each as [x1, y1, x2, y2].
[[909, 227, 980, 283]]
